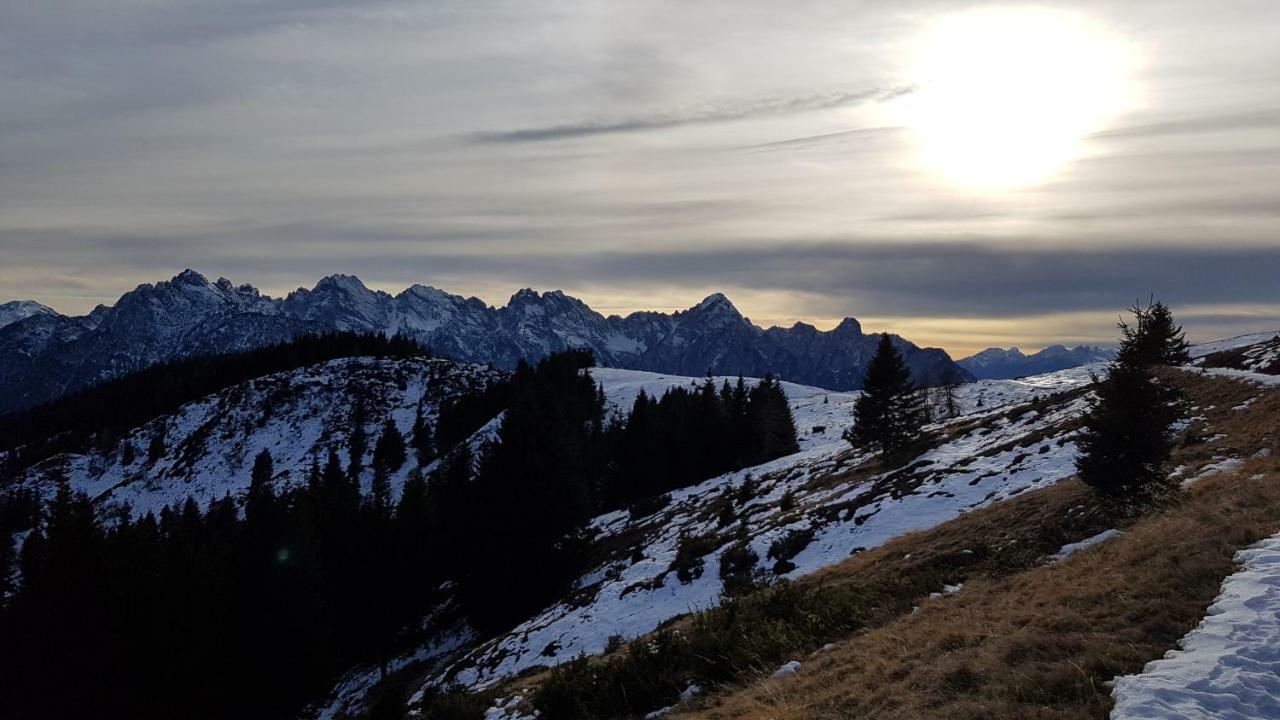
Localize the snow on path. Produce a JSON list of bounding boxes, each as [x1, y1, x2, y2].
[[1110, 533, 1280, 720]]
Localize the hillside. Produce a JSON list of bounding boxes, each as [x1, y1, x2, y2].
[[378, 333, 1278, 720], [0, 271, 971, 413], [5, 356, 501, 518], [6, 330, 1279, 720], [646, 360, 1280, 720]]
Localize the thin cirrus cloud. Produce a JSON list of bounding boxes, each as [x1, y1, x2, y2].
[[468, 86, 914, 144]]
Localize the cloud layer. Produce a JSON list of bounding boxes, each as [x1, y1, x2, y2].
[[1, 0, 1278, 354]]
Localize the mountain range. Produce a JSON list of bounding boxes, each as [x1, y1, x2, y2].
[[957, 344, 1112, 380], [0, 270, 972, 414]]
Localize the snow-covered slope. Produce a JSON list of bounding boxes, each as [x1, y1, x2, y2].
[[0, 300, 57, 329], [9, 356, 501, 518], [1110, 533, 1280, 720], [0, 270, 971, 414], [431, 365, 1098, 690]]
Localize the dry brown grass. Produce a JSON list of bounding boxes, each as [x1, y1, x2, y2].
[[672, 372, 1280, 720]]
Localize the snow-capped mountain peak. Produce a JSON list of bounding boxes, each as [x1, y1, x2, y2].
[[0, 300, 58, 329]]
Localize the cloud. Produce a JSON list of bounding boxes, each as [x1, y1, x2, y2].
[[469, 86, 913, 143], [1090, 109, 1280, 140]]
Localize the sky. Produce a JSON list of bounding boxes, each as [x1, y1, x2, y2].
[[2, 0, 1278, 356]]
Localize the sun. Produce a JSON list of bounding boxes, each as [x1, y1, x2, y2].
[[902, 7, 1138, 190]]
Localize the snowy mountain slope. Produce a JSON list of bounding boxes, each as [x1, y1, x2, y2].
[[958, 344, 1111, 380], [429, 364, 1098, 691], [1188, 330, 1280, 358], [1110, 533, 1280, 720], [8, 356, 501, 519], [0, 300, 57, 329], [0, 270, 972, 414]]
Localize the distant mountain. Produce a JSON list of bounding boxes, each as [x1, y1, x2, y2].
[[0, 270, 973, 414], [0, 300, 57, 329], [957, 344, 1111, 380]]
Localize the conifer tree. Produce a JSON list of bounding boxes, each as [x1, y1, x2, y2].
[[372, 418, 406, 471], [747, 375, 799, 461], [844, 333, 923, 457], [369, 464, 392, 517], [347, 401, 368, 479], [246, 449, 276, 523], [147, 433, 166, 464], [1075, 361, 1179, 499], [1076, 302, 1186, 500], [1116, 298, 1192, 368], [411, 404, 435, 466]]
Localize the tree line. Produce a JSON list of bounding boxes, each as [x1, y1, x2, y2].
[[0, 331, 432, 477], [0, 349, 801, 718]]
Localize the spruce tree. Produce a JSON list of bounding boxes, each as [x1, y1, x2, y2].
[[1075, 303, 1185, 500], [372, 418, 406, 471], [246, 449, 276, 524], [844, 333, 923, 457], [348, 401, 368, 479], [1116, 298, 1191, 368], [147, 433, 166, 465], [411, 404, 435, 466], [369, 464, 392, 517]]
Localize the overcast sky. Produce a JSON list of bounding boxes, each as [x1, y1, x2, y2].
[[2, 0, 1278, 355]]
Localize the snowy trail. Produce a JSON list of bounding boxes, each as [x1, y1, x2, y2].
[[1110, 533, 1280, 720]]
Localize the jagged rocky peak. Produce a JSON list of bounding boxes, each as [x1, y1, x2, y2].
[[833, 317, 863, 335], [685, 292, 748, 323], [311, 273, 383, 298], [173, 268, 209, 285]]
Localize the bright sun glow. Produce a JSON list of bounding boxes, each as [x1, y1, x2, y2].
[[903, 7, 1138, 190]]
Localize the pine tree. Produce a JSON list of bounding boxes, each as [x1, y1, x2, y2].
[[348, 400, 368, 479], [411, 404, 436, 466], [369, 464, 392, 517], [120, 439, 136, 466], [747, 375, 799, 461], [1075, 303, 1185, 500], [246, 449, 276, 523], [844, 333, 923, 457], [147, 433, 166, 465], [372, 418, 406, 471], [1116, 298, 1192, 368], [1075, 362, 1180, 499]]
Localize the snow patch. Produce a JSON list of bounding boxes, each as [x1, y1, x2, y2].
[[1110, 533, 1280, 720], [1051, 529, 1122, 562]]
